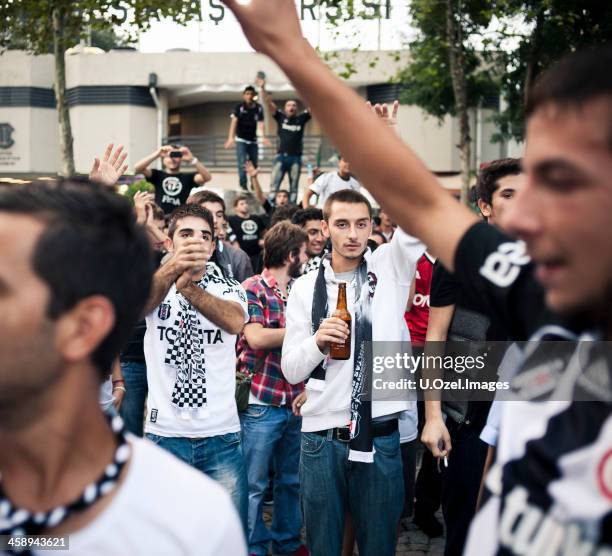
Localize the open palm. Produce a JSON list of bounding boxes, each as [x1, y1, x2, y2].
[[89, 144, 128, 187]]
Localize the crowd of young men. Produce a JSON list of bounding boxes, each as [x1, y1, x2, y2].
[[0, 3, 610, 555]]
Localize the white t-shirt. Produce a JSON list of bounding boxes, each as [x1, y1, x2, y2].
[[144, 266, 249, 438], [309, 172, 361, 208], [32, 436, 246, 556]]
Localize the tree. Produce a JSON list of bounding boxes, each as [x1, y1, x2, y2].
[[0, 1, 202, 176], [397, 0, 499, 204], [491, 0, 612, 142], [397, 0, 612, 198]]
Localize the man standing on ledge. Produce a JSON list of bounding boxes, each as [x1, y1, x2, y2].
[[225, 85, 271, 191], [258, 76, 311, 204]]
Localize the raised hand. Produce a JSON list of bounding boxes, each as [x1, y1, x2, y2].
[[366, 100, 399, 128], [133, 191, 155, 224], [89, 143, 128, 188], [167, 238, 211, 278], [180, 146, 194, 162], [244, 160, 258, 177], [159, 145, 173, 157], [222, 0, 303, 56]]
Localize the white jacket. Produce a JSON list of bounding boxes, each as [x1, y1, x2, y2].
[[282, 228, 424, 432]]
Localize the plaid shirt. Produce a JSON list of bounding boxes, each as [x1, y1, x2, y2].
[[237, 269, 304, 406]]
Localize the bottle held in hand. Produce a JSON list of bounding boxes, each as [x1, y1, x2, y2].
[[330, 282, 351, 360]]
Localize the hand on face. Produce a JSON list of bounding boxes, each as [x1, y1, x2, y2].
[[168, 238, 211, 277]]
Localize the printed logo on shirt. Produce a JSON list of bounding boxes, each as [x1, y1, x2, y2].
[[597, 449, 612, 501], [367, 271, 378, 298], [282, 120, 302, 132], [413, 293, 430, 308], [479, 240, 530, 288], [499, 485, 604, 555], [162, 176, 183, 197], [241, 219, 258, 235], [158, 303, 171, 321], [150, 408, 158, 422]]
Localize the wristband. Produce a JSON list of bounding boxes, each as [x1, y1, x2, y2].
[[113, 385, 127, 392], [191, 157, 199, 166], [112, 379, 125, 385]]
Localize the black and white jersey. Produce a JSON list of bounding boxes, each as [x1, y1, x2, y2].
[[452, 223, 612, 555]]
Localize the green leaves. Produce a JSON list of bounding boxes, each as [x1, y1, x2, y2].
[[0, 0, 202, 54]]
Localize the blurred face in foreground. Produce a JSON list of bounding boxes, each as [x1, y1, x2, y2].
[[504, 98, 612, 320]]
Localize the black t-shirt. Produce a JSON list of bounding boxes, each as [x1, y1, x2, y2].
[[454, 226, 612, 556], [149, 169, 198, 214], [431, 261, 508, 342], [452, 221, 555, 339], [228, 214, 266, 256], [273, 110, 311, 155], [232, 102, 264, 142], [430, 259, 508, 429]]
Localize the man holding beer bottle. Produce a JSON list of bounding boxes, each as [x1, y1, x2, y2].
[[282, 189, 424, 556]]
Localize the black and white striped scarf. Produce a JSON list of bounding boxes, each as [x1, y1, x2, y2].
[[165, 273, 210, 419], [310, 254, 377, 462]]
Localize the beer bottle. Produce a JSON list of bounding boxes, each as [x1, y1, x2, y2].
[[330, 282, 351, 360]]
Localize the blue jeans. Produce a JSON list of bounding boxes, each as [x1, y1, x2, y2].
[[270, 154, 302, 204], [146, 432, 248, 532], [237, 141, 258, 189], [300, 429, 404, 556], [119, 361, 147, 437], [240, 405, 302, 556]]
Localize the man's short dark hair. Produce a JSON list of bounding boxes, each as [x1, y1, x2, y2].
[[275, 189, 290, 198], [323, 189, 372, 221], [233, 194, 248, 208], [476, 158, 522, 205], [292, 207, 323, 227], [525, 44, 612, 149], [270, 204, 299, 227], [152, 203, 165, 221], [189, 190, 226, 214], [167, 204, 214, 239], [0, 179, 154, 378], [263, 221, 307, 269], [244, 85, 256, 94]]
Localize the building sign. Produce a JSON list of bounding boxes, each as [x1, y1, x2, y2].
[[207, 0, 391, 25], [0, 123, 14, 149]]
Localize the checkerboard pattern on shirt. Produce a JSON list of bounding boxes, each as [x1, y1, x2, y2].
[[165, 308, 207, 409], [237, 269, 304, 406]]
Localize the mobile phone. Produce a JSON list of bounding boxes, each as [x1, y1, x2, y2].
[[170, 150, 183, 158]]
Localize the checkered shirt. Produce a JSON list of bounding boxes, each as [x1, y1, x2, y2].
[[237, 269, 304, 406]]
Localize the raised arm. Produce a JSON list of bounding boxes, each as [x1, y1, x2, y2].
[[245, 160, 267, 205], [134, 146, 170, 178], [224, 117, 237, 149], [142, 238, 207, 316], [180, 145, 212, 184], [222, 0, 477, 271], [257, 79, 278, 114]]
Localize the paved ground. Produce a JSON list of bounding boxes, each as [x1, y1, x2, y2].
[[263, 507, 445, 555]]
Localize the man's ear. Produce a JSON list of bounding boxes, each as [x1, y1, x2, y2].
[[54, 296, 115, 366], [477, 199, 492, 219], [164, 236, 174, 252], [321, 219, 330, 239]]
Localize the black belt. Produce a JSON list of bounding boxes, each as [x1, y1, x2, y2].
[[312, 419, 398, 443]]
